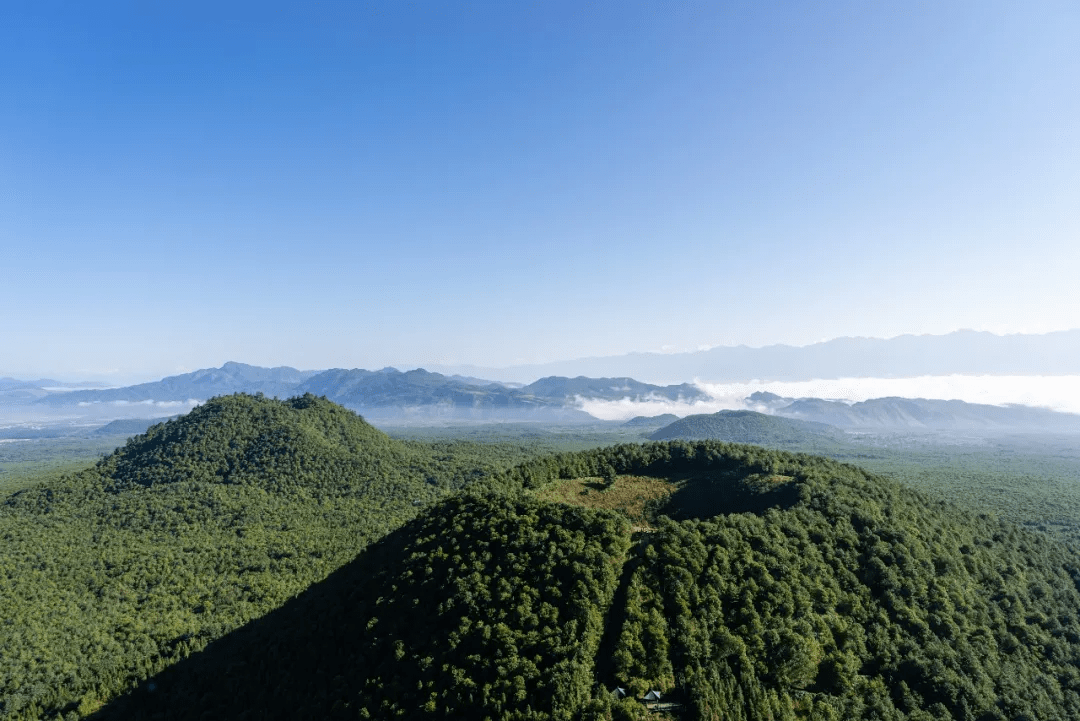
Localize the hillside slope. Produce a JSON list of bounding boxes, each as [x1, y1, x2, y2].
[[94, 441, 1080, 720], [0, 393, 503, 719]]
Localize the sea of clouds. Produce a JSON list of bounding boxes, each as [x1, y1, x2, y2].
[[577, 375, 1080, 421]]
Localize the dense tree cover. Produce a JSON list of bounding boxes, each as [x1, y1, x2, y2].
[[7, 397, 1080, 720], [829, 433, 1080, 548], [492, 442, 1080, 719], [95, 494, 632, 720], [353, 495, 631, 719], [374, 424, 1080, 549], [91, 438, 1080, 720], [599, 459, 1080, 719], [0, 437, 122, 495], [12, 418, 1080, 546], [614, 510, 1080, 719], [0, 394, 514, 719]]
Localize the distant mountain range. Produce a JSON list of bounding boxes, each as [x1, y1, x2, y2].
[[753, 392, 1080, 432], [8, 348, 1080, 431], [0, 377, 61, 391], [27, 362, 705, 421], [644, 398, 1080, 447], [35, 362, 320, 405], [0, 377, 105, 406], [432, 329, 1080, 383], [0, 377, 104, 390]]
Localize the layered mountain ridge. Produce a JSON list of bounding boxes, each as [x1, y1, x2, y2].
[[8, 361, 1080, 436], [755, 393, 1080, 432], [31, 363, 707, 421]]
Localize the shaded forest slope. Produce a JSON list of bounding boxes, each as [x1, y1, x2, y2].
[[97, 494, 632, 720], [95, 441, 1080, 720], [0, 394, 514, 720]]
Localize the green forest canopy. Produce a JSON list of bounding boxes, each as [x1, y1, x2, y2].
[[2, 394, 1080, 720]]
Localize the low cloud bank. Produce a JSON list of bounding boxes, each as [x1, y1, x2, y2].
[[76, 399, 202, 409], [576, 394, 748, 422], [578, 375, 1080, 421], [70, 399, 204, 419]]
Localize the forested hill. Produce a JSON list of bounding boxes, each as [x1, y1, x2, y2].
[[0, 393, 519, 720], [649, 409, 845, 446], [93, 440, 1080, 720]]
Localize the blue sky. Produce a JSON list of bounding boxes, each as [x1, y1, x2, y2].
[[3, 1, 1078, 382]]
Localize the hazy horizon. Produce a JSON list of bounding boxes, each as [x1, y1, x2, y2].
[[4, 327, 1080, 387], [7, 373, 1080, 428]]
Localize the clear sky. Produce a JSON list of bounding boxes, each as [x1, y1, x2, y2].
[[3, 1, 1079, 383]]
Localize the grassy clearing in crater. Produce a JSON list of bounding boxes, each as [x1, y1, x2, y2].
[[535, 469, 801, 531], [534, 475, 676, 529]]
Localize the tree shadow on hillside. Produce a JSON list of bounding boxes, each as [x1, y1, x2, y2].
[[653, 470, 801, 522], [89, 516, 428, 721]]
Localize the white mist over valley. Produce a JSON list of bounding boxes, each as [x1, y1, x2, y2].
[[577, 374, 1080, 421]]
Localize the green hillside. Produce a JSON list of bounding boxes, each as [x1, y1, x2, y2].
[[650, 410, 845, 447], [90, 440, 1080, 720], [7, 397, 1080, 720], [0, 393, 506, 719]]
